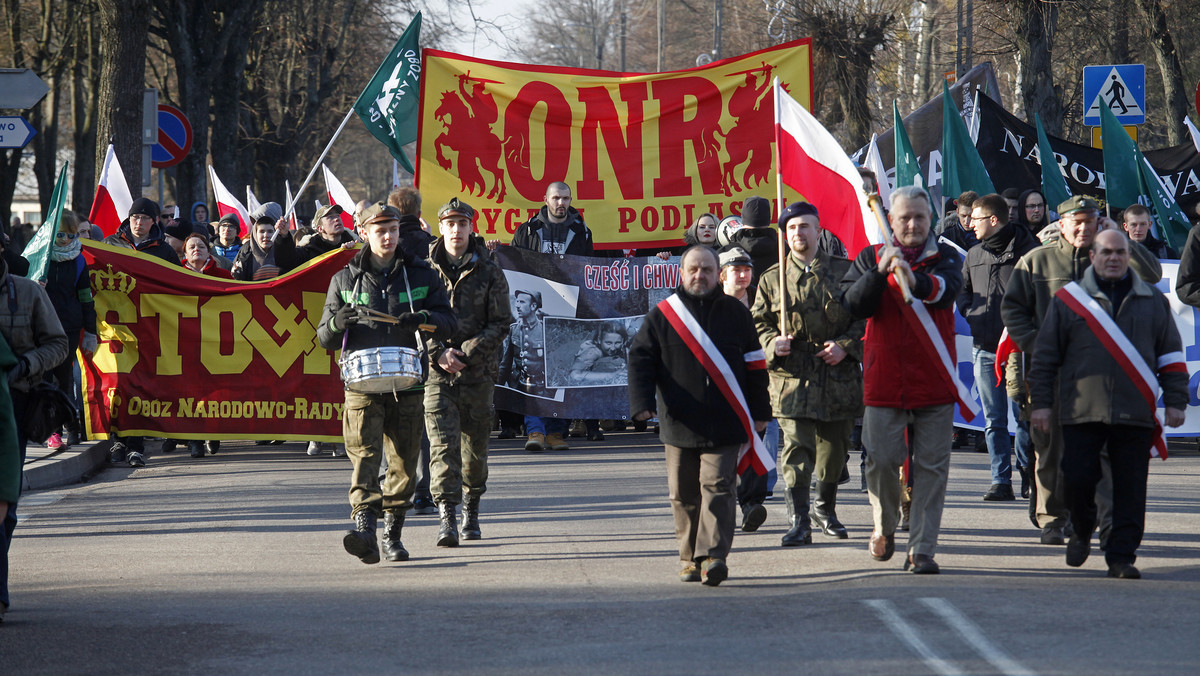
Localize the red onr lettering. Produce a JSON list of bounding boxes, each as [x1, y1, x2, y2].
[[504, 82, 572, 200], [652, 77, 725, 197], [577, 83, 648, 200], [505, 209, 524, 234]]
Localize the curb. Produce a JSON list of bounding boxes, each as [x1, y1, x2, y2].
[[22, 440, 113, 492]]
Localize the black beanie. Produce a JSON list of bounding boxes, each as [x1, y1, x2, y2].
[[129, 197, 161, 221], [741, 196, 772, 228]]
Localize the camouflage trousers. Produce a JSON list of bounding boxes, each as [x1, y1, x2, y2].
[[778, 417, 853, 489], [343, 389, 424, 517], [424, 380, 494, 505]]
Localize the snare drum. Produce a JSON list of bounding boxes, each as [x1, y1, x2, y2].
[[339, 346, 424, 393]]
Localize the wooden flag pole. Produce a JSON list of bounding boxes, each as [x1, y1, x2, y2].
[[772, 77, 788, 340]]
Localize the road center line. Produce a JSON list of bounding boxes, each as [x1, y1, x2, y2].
[[863, 599, 962, 676], [919, 597, 1038, 676]]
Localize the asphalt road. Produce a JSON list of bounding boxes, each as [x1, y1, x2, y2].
[[3, 432, 1199, 675]]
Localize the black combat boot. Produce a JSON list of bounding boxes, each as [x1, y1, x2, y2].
[[460, 494, 481, 540], [781, 486, 812, 546], [811, 480, 849, 539], [436, 502, 459, 547], [381, 510, 410, 561], [343, 510, 380, 564]]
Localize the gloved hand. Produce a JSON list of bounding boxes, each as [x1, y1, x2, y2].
[[81, 332, 99, 354], [334, 305, 363, 332], [398, 312, 424, 331], [7, 357, 29, 385]]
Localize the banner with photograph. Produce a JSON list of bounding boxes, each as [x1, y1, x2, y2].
[[79, 241, 354, 442], [416, 40, 813, 249], [493, 247, 680, 419]]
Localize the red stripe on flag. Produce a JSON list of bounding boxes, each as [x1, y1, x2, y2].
[[88, 186, 121, 238]]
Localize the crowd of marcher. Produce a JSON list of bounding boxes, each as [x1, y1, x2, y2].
[[1, 173, 1195, 622]]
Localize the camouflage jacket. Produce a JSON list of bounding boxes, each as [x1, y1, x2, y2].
[[752, 251, 864, 421], [426, 236, 513, 385]]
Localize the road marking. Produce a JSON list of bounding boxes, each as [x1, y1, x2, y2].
[[919, 597, 1038, 676], [863, 599, 961, 676]]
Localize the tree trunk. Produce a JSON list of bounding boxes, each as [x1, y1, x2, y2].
[[1109, 0, 1131, 65], [71, 12, 101, 214], [1009, 0, 1061, 134], [1134, 0, 1188, 145], [95, 0, 150, 199], [914, 0, 937, 104]]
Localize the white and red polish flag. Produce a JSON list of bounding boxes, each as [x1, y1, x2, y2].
[[774, 79, 881, 258], [284, 180, 298, 230], [207, 165, 250, 235], [245, 186, 263, 214], [322, 165, 356, 231], [87, 144, 134, 237]]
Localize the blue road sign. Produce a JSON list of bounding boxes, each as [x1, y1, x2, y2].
[[1083, 64, 1145, 126], [0, 116, 37, 149]]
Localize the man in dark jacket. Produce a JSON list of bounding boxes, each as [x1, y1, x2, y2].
[[1029, 229, 1187, 579], [509, 182, 594, 256], [0, 234, 68, 621], [1002, 195, 1161, 546], [842, 185, 965, 575], [231, 202, 305, 281], [628, 245, 771, 586], [301, 204, 358, 260], [424, 198, 512, 546], [101, 197, 176, 466], [725, 195, 779, 296], [387, 187, 436, 260], [317, 203, 456, 564], [957, 193, 1039, 502], [1120, 204, 1175, 260], [102, 197, 180, 265]]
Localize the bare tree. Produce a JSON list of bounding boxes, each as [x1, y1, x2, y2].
[[1003, 0, 1061, 134], [1134, 0, 1188, 144], [95, 0, 150, 199]]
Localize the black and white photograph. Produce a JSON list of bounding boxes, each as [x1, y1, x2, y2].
[[543, 316, 644, 389]]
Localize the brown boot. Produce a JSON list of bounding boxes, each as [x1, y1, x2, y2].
[[546, 433, 569, 450], [525, 432, 545, 453]]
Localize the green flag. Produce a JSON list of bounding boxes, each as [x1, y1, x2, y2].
[[1099, 98, 1141, 210], [893, 101, 923, 189], [1034, 113, 1071, 209], [22, 162, 69, 282], [940, 81, 995, 201], [353, 13, 422, 173], [1100, 100, 1190, 250]]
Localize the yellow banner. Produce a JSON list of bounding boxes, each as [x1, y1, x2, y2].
[[416, 40, 813, 249]]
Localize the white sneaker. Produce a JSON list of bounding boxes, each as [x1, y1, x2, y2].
[[306, 441, 324, 456]]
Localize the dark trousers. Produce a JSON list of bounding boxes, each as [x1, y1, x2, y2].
[[49, 331, 81, 434], [1061, 423, 1153, 566], [665, 443, 738, 563], [3, 389, 31, 609]]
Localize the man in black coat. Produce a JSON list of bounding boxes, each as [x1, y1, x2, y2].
[[628, 245, 771, 586], [957, 193, 1040, 502]]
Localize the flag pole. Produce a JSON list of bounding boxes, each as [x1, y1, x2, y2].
[[772, 77, 788, 340], [272, 107, 355, 241]]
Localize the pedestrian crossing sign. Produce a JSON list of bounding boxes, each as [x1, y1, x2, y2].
[[1083, 64, 1145, 126]]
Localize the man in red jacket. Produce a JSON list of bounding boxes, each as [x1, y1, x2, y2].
[[842, 185, 967, 575]]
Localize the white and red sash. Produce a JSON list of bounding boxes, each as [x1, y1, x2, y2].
[[890, 283, 981, 419], [658, 294, 774, 475], [993, 327, 1020, 381], [1055, 281, 1181, 460]]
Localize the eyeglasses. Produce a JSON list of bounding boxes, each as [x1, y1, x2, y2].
[[55, 232, 79, 240], [969, 215, 993, 222]]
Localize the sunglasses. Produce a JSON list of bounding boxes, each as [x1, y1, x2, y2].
[[55, 232, 79, 240]]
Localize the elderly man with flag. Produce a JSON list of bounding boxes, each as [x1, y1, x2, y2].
[[628, 245, 772, 587], [1028, 229, 1186, 579], [842, 185, 971, 575]]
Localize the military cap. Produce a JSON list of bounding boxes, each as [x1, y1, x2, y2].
[[718, 246, 753, 269], [1057, 195, 1100, 215], [438, 197, 475, 221], [355, 202, 402, 228], [313, 204, 344, 223]]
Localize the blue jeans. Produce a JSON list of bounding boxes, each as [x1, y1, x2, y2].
[[973, 348, 1013, 485], [525, 416, 567, 436]]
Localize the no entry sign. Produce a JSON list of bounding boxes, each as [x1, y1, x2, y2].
[[151, 104, 193, 168]]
